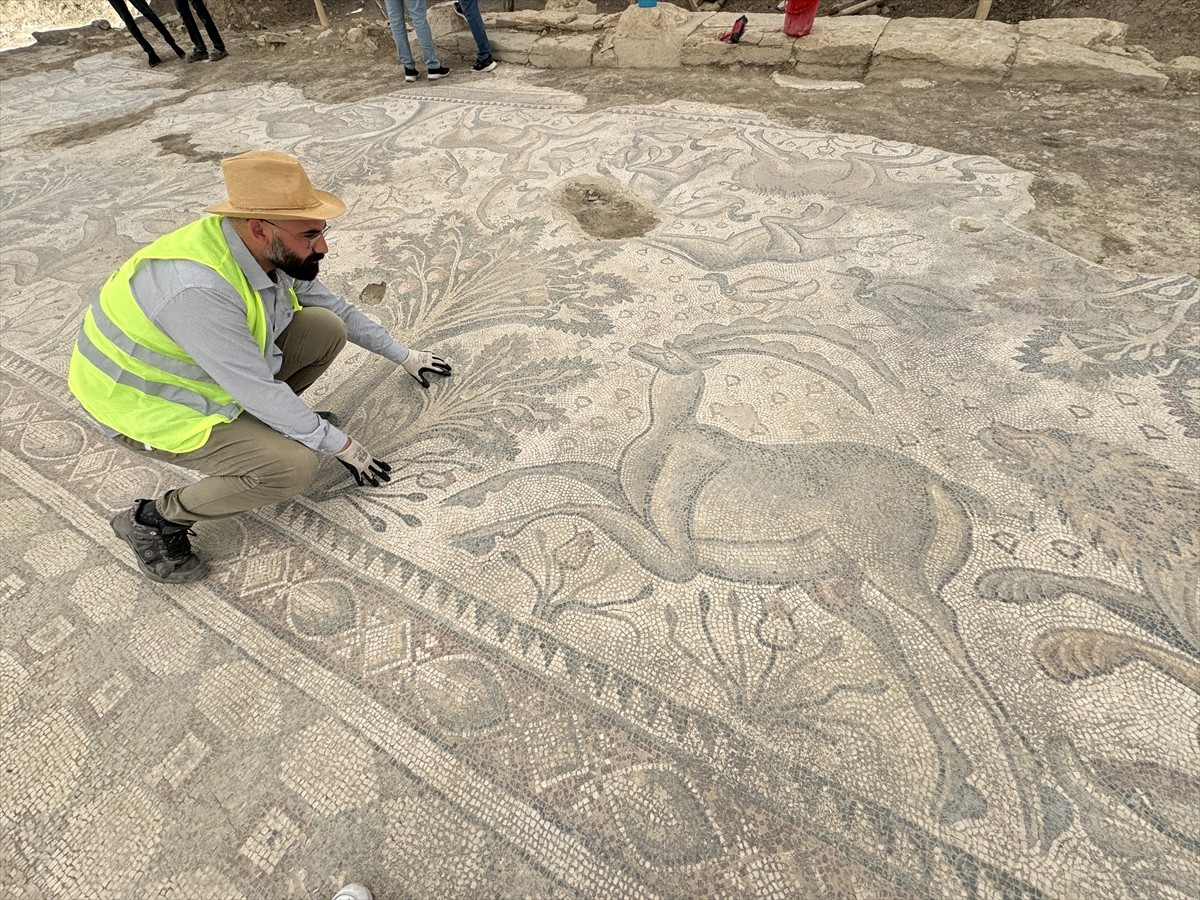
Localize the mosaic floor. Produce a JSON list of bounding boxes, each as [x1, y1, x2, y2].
[[2, 51, 1198, 899]]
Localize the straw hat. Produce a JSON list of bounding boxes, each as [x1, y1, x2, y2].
[[204, 150, 346, 220]]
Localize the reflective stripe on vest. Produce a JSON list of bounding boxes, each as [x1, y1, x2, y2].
[[73, 328, 241, 420], [85, 295, 213, 383], [67, 216, 295, 453]]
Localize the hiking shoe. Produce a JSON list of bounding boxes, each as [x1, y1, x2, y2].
[[186, 49, 208, 62], [208, 48, 228, 61], [472, 56, 497, 72], [427, 66, 450, 80], [403, 66, 419, 82], [111, 501, 207, 584], [452, 2, 467, 21]]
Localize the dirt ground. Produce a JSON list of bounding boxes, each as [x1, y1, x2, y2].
[[2, 0, 1198, 277]]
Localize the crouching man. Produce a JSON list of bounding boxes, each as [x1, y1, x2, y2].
[[68, 149, 451, 584]]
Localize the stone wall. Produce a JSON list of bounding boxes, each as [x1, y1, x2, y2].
[[432, 6, 1191, 91]]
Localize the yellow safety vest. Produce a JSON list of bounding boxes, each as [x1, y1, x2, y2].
[[67, 216, 299, 453]]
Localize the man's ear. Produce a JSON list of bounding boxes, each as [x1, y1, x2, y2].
[[246, 219, 272, 243]]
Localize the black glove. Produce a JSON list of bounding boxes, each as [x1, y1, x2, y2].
[[401, 349, 452, 387], [334, 438, 392, 487]]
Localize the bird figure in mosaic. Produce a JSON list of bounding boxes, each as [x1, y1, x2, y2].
[[839, 266, 975, 332], [446, 316, 1043, 831]]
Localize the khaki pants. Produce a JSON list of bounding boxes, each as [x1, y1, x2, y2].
[[114, 307, 347, 526]]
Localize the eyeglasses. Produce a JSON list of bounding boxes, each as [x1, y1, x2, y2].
[[262, 220, 330, 249]]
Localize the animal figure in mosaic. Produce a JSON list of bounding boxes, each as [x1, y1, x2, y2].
[[447, 317, 1018, 826], [1046, 739, 1200, 896], [643, 213, 847, 272], [976, 424, 1200, 695], [839, 266, 975, 333]]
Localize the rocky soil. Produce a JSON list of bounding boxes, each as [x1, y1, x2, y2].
[[2, 0, 1198, 276]]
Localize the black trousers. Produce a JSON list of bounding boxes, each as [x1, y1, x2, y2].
[[174, 0, 225, 53], [106, 0, 183, 60]]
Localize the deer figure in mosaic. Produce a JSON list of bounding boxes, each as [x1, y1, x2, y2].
[[446, 317, 1035, 829]]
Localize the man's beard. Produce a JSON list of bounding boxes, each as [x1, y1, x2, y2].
[[266, 235, 322, 281]]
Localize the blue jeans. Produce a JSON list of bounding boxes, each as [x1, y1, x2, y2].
[[456, 0, 492, 63], [383, 0, 441, 69]]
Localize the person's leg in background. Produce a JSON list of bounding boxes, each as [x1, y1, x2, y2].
[[453, 0, 496, 70], [106, 0, 158, 65], [404, 0, 448, 77], [382, 0, 419, 80], [188, 0, 228, 59], [173, 0, 207, 59], [175, 0, 228, 61], [124, 0, 186, 59], [106, 0, 180, 66]]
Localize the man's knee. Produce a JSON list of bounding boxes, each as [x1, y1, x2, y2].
[[255, 442, 320, 501], [296, 306, 348, 355]]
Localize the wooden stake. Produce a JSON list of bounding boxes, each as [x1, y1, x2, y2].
[[313, 0, 329, 27], [832, 0, 886, 16], [974, 0, 993, 20]]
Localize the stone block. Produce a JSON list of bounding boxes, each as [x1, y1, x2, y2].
[[544, 0, 598, 12], [681, 15, 735, 64], [1010, 35, 1168, 91], [549, 14, 613, 32], [1017, 17, 1127, 48], [773, 72, 862, 91], [31, 28, 73, 45], [490, 10, 556, 29], [681, 29, 792, 66], [489, 30, 541, 65], [489, 12, 611, 33], [791, 15, 887, 79], [1115, 44, 1163, 67], [530, 32, 602, 68], [682, 13, 791, 66], [604, 3, 699, 68], [594, 35, 617, 68], [428, 5, 463, 40], [1165, 55, 1200, 89], [441, 31, 478, 57], [746, 14, 789, 46], [868, 17, 1016, 84]]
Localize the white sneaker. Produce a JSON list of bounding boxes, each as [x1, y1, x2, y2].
[[332, 885, 372, 900]]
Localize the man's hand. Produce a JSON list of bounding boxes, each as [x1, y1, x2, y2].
[[334, 438, 392, 487], [402, 349, 452, 387]]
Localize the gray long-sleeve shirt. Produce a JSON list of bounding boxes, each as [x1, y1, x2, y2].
[[114, 217, 409, 455]]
